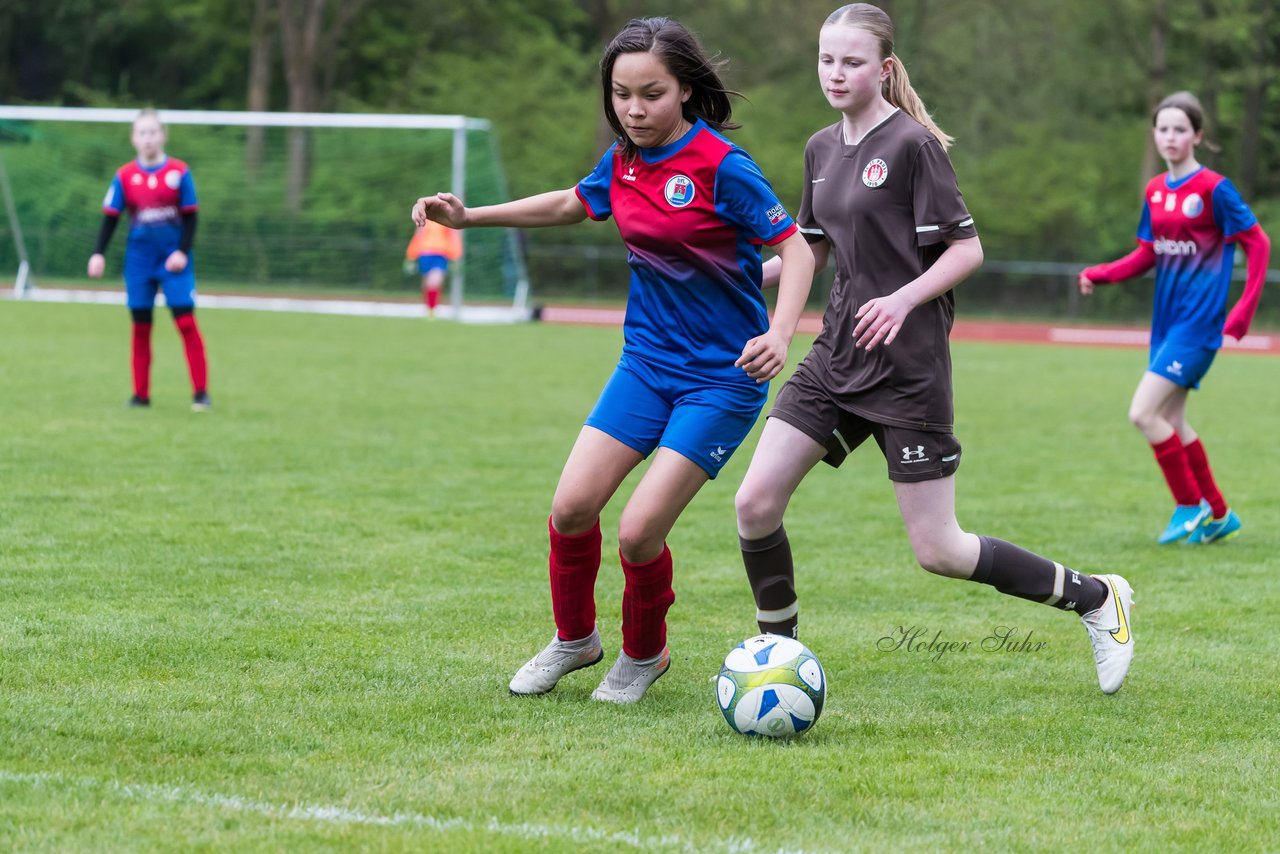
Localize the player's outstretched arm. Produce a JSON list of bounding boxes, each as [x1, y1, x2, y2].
[[1078, 242, 1156, 290], [413, 189, 586, 230]]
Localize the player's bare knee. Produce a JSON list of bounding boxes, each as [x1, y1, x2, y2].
[[912, 541, 968, 579], [735, 485, 783, 536], [1128, 404, 1155, 431], [617, 523, 664, 565], [549, 497, 600, 537]]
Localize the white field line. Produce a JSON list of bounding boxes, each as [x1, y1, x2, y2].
[[7, 288, 527, 324], [0, 770, 825, 854]]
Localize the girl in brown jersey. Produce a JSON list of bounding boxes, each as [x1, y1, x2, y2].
[[733, 3, 1135, 694]]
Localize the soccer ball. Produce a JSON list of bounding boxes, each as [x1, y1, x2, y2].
[[716, 634, 826, 737]]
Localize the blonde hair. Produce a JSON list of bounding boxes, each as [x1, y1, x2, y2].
[[823, 3, 954, 149], [133, 108, 165, 131]]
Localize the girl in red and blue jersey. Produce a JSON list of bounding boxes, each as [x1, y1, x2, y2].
[[88, 109, 210, 411], [1080, 91, 1270, 545], [413, 17, 814, 704]]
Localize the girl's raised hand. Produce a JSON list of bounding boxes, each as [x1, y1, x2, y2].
[[412, 192, 466, 229]]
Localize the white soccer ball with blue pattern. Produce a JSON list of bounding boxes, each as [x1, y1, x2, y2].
[[716, 634, 826, 737]]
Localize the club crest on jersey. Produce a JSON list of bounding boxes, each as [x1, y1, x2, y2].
[[1181, 193, 1204, 218], [165, 170, 183, 190], [862, 158, 889, 188], [664, 174, 696, 208]]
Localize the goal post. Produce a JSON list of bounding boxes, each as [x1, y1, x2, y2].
[[0, 105, 531, 321]]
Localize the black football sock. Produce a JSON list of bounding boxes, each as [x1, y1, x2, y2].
[[741, 526, 798, 637], [971, 536, 1108, 615]]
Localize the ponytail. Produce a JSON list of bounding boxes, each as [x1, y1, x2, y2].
[[883, 53, 953, 150]]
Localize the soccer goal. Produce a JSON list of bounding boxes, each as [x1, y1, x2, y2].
[[0, 106, 531, 322]]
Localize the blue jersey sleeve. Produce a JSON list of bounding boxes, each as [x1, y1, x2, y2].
[[1211, 178, 1257, 239], [103, 176, 125, 214], [180, 170, 198, 210], [713, 149, 795, 244], [575, 146, 616, 221], [1136, 200, 1154, 242]]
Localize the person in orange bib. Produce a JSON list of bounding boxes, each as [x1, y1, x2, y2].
[[405, 220, 462, 317]]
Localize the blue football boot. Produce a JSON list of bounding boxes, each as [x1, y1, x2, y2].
[[1187, 509, 1241, 544], [1157, 501, 1210, 545]]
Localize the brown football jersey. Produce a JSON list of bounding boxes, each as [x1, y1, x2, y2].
[[794, 109, 977, 432]]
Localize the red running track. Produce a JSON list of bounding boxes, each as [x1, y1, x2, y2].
[[537, 306, 1280, 355]]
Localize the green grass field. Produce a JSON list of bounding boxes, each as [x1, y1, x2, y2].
[[2, 300, 1277, 852]]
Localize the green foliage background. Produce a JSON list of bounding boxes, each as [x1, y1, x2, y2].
[[1, 0, 1277, 314]]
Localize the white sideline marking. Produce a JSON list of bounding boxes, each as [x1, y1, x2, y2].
[[7, 288, 529, 325], [0, 770, 823, 854]]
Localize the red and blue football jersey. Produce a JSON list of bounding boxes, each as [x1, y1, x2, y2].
[[1135, 167, 1256, 349], [576, 120, 797, 390], [103, 157, 198, 248]]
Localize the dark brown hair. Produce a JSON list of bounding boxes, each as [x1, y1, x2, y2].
[[600, 17, 740, 159], [1152, 90, 1220, 153], [1152, 91, 1205, 131]]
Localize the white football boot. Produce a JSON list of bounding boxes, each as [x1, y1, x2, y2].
[[590, 647, 670, 704], [508, 628, 603, 695], [1080, 575, 1134, 694]]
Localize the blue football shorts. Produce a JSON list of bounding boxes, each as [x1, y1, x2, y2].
[[585, 363, 766, 479], [1147, 338, 1216, 390], [124, 241, 196, 310], [417, 254, 449, 275]]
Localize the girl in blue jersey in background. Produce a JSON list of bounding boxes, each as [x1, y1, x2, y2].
[[412, 17, 814, 703], [1079, 91, 1270, 545], [88, 109, 211, 411]]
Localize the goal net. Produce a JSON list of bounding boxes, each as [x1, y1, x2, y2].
[[0, 106, 530, 321]]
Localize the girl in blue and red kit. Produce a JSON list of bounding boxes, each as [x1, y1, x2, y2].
[[413, 17, 814, 704], [1080, 91, 1270, 545], [88, 109, 211, 411]]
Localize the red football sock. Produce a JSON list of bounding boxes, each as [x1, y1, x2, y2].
[[174, 314, 208, 393], [1184, 438, 1227, 518], [548, 516, 601, 642], [425, 287, 441, 311], [1152, 435, 1201, 506], [131, 322, 152, 399], [620, 545, 675, 660]]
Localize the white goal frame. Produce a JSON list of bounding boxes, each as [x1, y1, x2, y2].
[[0, 105, 531, 321]]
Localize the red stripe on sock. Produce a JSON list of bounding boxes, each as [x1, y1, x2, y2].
[[548, 516, 601, 642], [174, 314, 208, 393], [620, 545, 675, 660], [1184, 439, 1227, 518], [131, 322, 152, 399], [1152, 435, 1201, 506]]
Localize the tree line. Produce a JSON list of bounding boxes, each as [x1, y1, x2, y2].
[[2, 0, 1277, 263]]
